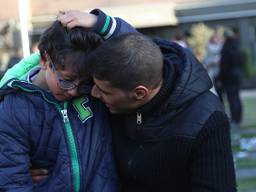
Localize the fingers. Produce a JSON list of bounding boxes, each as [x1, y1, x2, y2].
[[30, 169, 48, 183], [57, 10, 97, 29], [32, 175, 48, 183], [57, 11, 75, 28], [30, 168, 48, 176], [66, 21, 79, 29], [57, 9, 98, 30], [57, 10, 65, 17]]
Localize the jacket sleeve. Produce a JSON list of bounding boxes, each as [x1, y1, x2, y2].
[[0, 52, 40, 88], [190, 111, 237, 192], [0, 96, 33, 191], [90, 9, 138, 40]]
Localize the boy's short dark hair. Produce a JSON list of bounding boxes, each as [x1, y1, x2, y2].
[[88, 33, 163, 90], [38, 21, 103, 77]]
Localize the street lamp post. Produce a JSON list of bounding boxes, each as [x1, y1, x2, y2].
[[18, 0, 30, 57]]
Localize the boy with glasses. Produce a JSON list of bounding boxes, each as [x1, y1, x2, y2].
[[0, 20, 118, 191]]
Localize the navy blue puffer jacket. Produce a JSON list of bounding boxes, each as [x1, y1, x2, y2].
[[0, 78, 118, 192]]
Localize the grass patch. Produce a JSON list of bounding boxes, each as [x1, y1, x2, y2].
[[240, 133, 256, 138], [241, 98, 256, 129], [236, 158, 256, 169], [237, 177, 256, 191], [224, 97, 256, 129], [232, 146, 241, 153]]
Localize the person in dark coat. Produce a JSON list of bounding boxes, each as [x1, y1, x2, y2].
[[218, 29, 243, 125]]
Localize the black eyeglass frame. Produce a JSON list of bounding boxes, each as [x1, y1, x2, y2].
[[45, 51, 93, 94]]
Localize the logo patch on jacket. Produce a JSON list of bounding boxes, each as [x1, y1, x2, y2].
[[72, 97, 93, 123]]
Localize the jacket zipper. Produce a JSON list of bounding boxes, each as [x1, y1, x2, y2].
[[56, 102, 81, 192], [137, 112, 142, 125]]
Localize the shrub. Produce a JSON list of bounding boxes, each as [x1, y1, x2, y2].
[[241, 48, 256, 78]]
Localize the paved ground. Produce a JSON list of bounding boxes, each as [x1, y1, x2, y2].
[[240, 89, 256, 98], [237, 168, 256, 180]]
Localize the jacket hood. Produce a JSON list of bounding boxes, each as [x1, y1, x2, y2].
[[138, 39, 212, 114], [0, 52, 40, 88], [161, 40, 212, 109]]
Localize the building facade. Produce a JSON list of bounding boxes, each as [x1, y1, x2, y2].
[[0, 0, 256, 72]]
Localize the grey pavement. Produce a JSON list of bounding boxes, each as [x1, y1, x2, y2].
[[237, 167, 256, 180], [240, 89, 256, 98]]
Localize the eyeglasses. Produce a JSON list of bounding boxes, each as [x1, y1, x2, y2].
[[46, 52, 93, 94]]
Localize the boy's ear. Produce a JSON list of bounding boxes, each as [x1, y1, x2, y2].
[[132, 85, 149, 100], [40, 58, 48, 70]]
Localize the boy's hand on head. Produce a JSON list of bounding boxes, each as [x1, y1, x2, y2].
[[30, 168, 49, 183], [57, 10, 97, 29]]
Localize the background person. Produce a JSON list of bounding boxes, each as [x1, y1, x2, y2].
[[218, 29, 243, 126], [203, 32, 223, 95]]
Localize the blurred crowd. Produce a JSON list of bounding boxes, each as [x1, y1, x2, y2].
[[172, 27, 244, 131]]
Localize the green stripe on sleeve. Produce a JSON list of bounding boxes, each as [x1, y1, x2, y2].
[[100, 15, 111, 35]]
